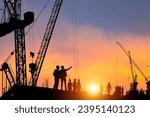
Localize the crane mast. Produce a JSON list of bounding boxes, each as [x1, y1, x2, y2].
[[128, 51, 135, 82], [31, 0, 63, 86], [117, 42, 138, 91], [128, 51, 138, 91], [3, 0, 27, 85], [0, 0, 34, 86]]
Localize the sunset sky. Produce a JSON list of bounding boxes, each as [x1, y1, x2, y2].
[[1, 0, 150, 95]]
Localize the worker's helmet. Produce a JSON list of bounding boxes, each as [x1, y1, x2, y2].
[[61, 65, 64, 69], [56, 65, 59, 69]]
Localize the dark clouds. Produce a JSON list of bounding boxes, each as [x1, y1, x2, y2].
[[61, 0, 150, 35], [1, 0, 150, 35]]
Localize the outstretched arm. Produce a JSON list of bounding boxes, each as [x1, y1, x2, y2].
[[66, 66, 72, 71]]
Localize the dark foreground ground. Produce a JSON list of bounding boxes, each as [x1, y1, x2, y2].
[[0, 85, 149, 100]]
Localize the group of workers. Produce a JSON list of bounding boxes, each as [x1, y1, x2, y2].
[[53, 65, 113, 94], [53, 65, 81, 92], [68, 79, 81, 92], [53, 65, 72, 90]]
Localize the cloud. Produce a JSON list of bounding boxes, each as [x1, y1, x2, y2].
[[46, 21, 150, 91], [0, 20, 150, 96]]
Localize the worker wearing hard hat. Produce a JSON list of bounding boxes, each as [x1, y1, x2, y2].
[[60, 65, 72, 91]]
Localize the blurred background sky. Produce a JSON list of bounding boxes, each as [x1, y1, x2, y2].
[[1, 0, 150, 95]]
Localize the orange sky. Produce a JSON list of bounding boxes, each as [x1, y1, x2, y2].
[[1, 21, 150, 96]]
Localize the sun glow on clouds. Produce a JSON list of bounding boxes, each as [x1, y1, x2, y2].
[[1, 20, 150, 96], [48, 21, 150, 92]]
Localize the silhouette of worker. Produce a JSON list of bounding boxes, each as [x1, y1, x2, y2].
[[60, 65, 72, 91], [100, 85, 103, 95], [73, 79, 77, 92], [77, 79, 81, 92], [53, 65, 60, 90], [68, 79, 72, 92], [121, 86, 124, 97], [106, 82, 112, 95]]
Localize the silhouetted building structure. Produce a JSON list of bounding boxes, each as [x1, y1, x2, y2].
[[146, 81, 150, 96], [114, 86, 122, 99]]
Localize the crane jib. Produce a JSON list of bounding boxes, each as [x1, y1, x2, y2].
[[32, 0, 63, 86], [117, 42, 149, 82]]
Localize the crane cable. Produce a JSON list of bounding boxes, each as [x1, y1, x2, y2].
[[25, 0, 50, 36], [26, 0, 50, 61], [131, 53, 150, 77], [132, 53, 150, 70], [27, 0, 32, 53], [71, 0, 80, 78], [71, 0, 76, 78]]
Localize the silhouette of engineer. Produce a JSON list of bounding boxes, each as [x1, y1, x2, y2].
[[106, 82, 112, 95], [60, 65, 72, 90], [77, 79, 81, 92], [68, 79, 72, 92], [53, 65, 60, 90], [100, 85, 103, 95], [73, 79, 77, 92]]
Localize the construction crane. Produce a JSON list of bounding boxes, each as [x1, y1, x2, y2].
[[128, 51, 136, 82], [29, 0, 63, 86], [0, 0, 34, 86], [128, 51, 138, 91], [117, 42, 138, 91], [117, 42, 150, 93], [0, 51, 15, 94]]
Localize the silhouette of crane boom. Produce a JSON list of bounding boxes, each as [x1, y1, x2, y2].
[[30, 0, 63, 86], [117, 42, 149, 82]]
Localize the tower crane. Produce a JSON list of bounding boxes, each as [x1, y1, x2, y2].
[[128, 51, 138, 91], [0, 51, 15, 94], [117, 42, 150, 93], [0, 0, 34, 86], [29, 0, 63, 86]]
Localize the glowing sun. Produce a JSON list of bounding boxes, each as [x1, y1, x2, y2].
[[88, 84, 99, 94]]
